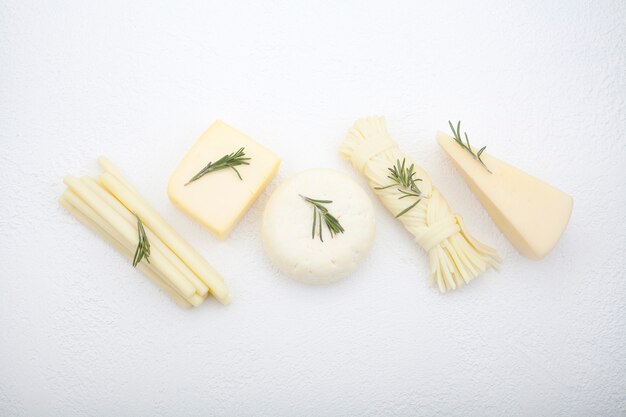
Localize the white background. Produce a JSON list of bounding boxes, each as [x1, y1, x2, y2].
[[1, 1, 625, 416]]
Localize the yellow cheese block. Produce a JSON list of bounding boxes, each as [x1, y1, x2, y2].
[[437, 131, 573, 260], [168, 121, 280, 239]]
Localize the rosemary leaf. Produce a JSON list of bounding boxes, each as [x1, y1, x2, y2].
[[395, 200, 420, 218], [312, 206, 317, 239]]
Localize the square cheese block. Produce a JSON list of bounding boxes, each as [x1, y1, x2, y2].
[[168, 121, 280, 239]]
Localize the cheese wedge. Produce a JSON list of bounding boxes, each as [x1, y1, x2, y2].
[[168, 121, 280, 239], [437, 131, 573, 260]]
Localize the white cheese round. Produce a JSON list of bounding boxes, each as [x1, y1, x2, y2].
[[261, 169, 375, 284]]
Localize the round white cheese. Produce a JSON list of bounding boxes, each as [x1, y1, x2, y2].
[[261, 169, 375, 284]]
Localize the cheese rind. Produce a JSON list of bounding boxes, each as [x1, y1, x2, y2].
[[168, 121, 280, 239], [436, 131, 573, 260]]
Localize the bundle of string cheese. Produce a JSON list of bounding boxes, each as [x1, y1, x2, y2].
[[340, 117, 501, 292], [60, 157, 230, 307]]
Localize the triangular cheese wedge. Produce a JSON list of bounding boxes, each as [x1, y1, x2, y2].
[[437, 132, 573, 260]]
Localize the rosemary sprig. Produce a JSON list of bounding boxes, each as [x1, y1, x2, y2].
[[300, 195, 345, 242], [374, 158, 427, 218], [448, 120, 491, 173], [185, 147, 251, 185], [132, 215, 151, 267]]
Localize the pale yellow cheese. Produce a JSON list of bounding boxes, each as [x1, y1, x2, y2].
[[168, 121, 280, 239], [437, 132, 573, 260]]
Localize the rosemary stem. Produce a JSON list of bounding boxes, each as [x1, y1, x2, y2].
[[300, 195, 345, 242]]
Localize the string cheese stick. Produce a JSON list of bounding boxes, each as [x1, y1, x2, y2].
[[64, 176, 197, 299], [63, 191, 204, 307], [98, 156, 138, 194], [61, 196, 190, 308], [96, 167, 226, 290], [82, 177, 210, 297], [99, 171, 230, 304], [61, 189, 201, 305], [340, 117, 501, 292], [60, 193, 192, 308], [63, 187, 204, 308], [96, 164, 225, 288], [63, 180, 198, 301]]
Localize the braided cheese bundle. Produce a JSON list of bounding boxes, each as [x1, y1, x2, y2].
[[340, 117, 500, 292], [60, 157, 230, 307]]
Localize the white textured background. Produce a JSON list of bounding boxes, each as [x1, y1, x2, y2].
[[1, 1, 625, 416]]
